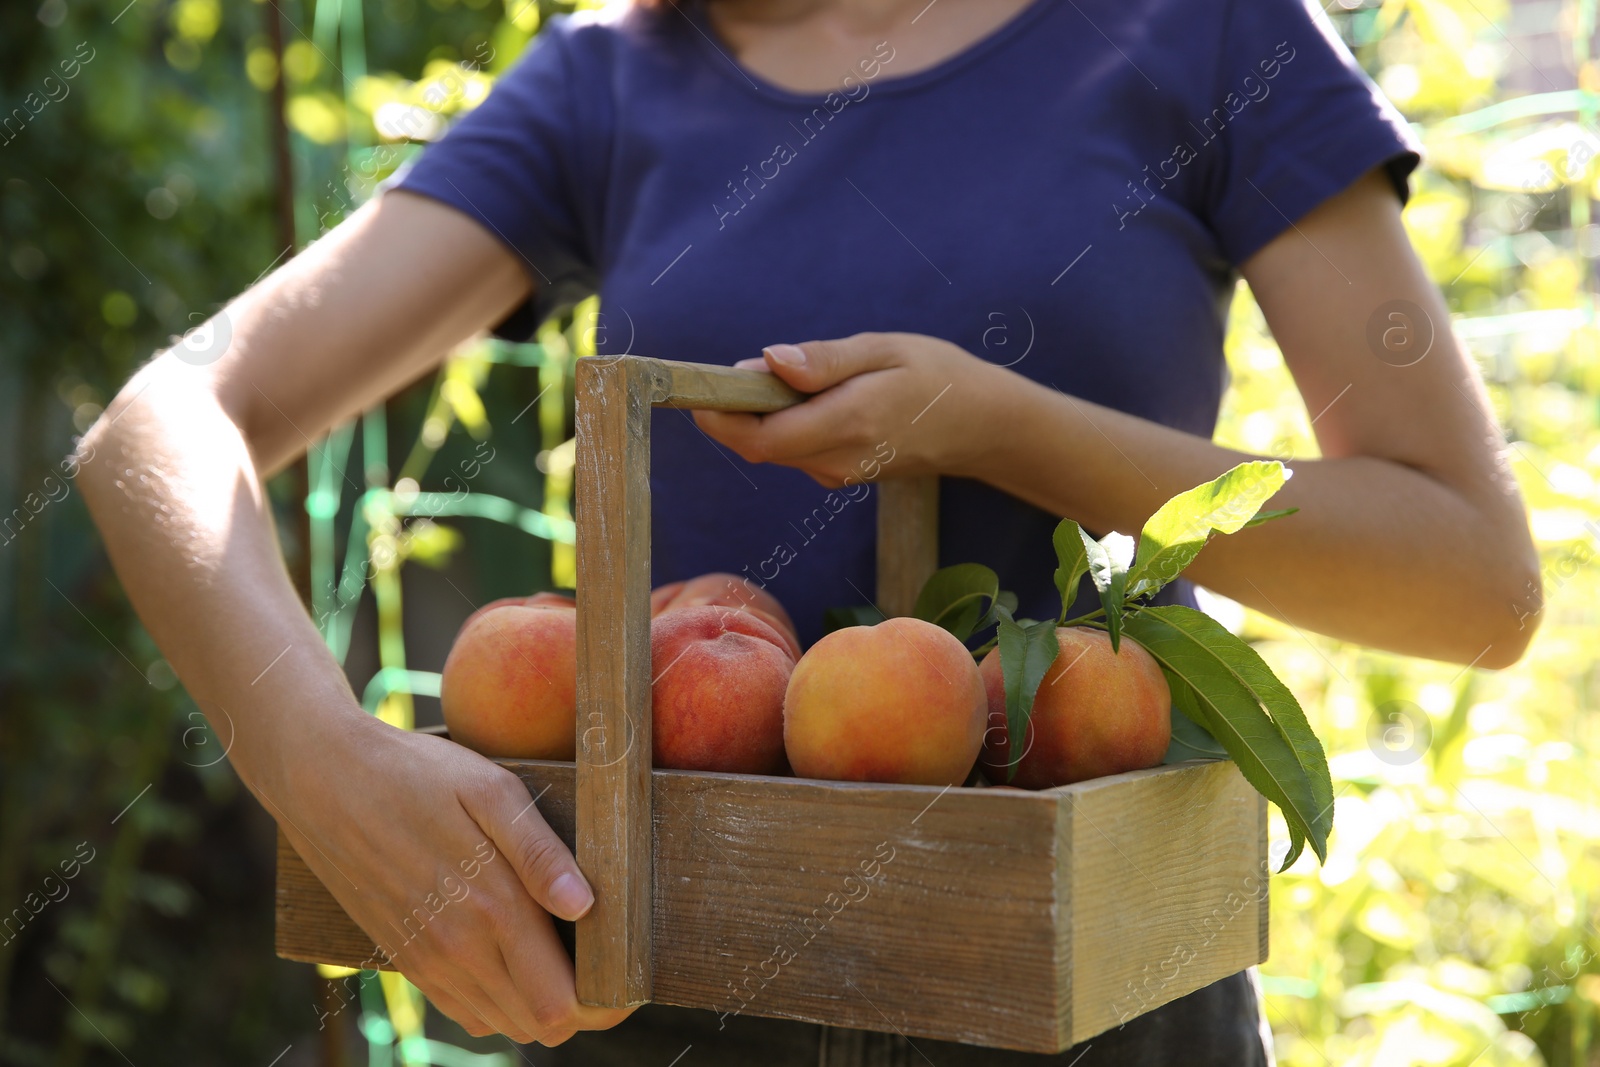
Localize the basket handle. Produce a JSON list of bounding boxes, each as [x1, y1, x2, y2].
[[572, 355, 938, 1007]]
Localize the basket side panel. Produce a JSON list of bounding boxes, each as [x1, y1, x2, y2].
[[648, 774, 1062, 1052], [1063, 759, 1269, 1045]]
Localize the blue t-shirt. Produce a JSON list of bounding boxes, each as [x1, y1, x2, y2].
[[394, 0, 1419, 648]]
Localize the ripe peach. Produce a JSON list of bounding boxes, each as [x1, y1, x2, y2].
[[651, 573, 800, 658], [783, 618, 986, 786], [978, 627, 1171, 788], [458, 592, 574, 636], [441, 604, 576, 760], [458, 597, 529, 635], [650, 605, 795, 775]]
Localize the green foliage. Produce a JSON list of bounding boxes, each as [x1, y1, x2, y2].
[[1126, 460, 1290, 601], [1, 0, 572, 1060], [1078, 528, 1133, 650], [1051, 518, 1090, 619], [1123, 605, 1333, 868], [910, 562, 1002, 642], [994, 616, 1060, 778]]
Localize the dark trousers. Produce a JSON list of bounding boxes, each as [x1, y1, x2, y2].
[[542, 971, 1271, 1066]]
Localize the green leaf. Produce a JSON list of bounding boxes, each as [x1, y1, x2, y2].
[[1122, 605, 1333, 868], [1242, 506, 1298, 529], [822, 604, 884, 634], [1163, 695, 1228, 763], [912, 563, 1000, 642], [1126, 461, 1289, 600], [995, 617, 1061, 781], [1081, 529, 1133, 653], [1052, 519, 1090, 622]]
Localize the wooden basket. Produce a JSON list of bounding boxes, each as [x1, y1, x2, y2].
[[275, 356, 1269, 1052]]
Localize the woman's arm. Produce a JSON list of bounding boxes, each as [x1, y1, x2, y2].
[[77, 189, 631, 1043], [695, 169, 1541, 668]]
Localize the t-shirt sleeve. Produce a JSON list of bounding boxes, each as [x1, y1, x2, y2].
[[1200, 0, 1422, 266], [385, 22, 596, 341]]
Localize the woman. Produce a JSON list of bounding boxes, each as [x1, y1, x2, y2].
[[79, 0, 1540, 1061]]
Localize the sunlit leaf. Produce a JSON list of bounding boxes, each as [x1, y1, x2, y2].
[[1126, 461, 1289, 600], [1081, 528, 1132, 652]]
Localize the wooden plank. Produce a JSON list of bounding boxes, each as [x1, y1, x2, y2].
[[646, 771, 1061, 1050], [573, 356, 655, 1007], [875, 475, 939, 618], [1058, 759, 1268, 1044], [651, 359, 806, 412]]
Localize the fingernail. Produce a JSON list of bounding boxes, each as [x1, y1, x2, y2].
[[550, 872, 594, 920], [733, 357, 767, 370], [764, 344, 806, 367]]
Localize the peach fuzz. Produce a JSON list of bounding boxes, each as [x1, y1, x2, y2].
[[650, 605, 795, 775], [978, 627, 1170, 789], [440, 604, 577, 760], [783, 617, 985, 787]]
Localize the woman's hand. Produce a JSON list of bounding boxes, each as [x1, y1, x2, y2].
[[693, 332, 1014, 488], [278, 711, 634, 1045]]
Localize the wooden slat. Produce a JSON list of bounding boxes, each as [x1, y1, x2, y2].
[[275, 759, 1268, 1051], [875, 475, 939, 618], [650, 359, 806, 412], [1058, 759, 1268, 1044], [573, 356, 655, 1006], [646, 770, 1060, 1048]]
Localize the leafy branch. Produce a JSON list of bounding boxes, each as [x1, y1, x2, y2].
[[909, 460, 1330, 869]]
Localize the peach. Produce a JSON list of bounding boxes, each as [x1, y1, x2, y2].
[[458, 597, 529, 636], [650, 605, 795, 774], [783, 617, 985, 786], [978, 627, 1171, 788], [441, 604, 577, 760], [651, 572, 801, 658], [458, 592, 574, 636]]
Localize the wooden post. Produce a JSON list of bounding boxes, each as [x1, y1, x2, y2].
[[573, 357, 656, 1007], [876, 475, 939, 617]]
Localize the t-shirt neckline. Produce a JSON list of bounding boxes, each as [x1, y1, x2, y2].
[[680, 0, 1058, 106]]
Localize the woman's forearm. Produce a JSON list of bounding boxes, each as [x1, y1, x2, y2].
[[76, 356, 370, 803], [979, 373, 1539, 668], [74, 193, 530, 796]]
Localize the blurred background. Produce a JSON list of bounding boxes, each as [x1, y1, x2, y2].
[[1, 0, 1597, 1063]]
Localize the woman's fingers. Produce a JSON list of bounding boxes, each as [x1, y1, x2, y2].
[[462, 765, 595, 923], [416, 968, 533, 1043], [695, 375, 883, 470], [756, 333, 902, 393], [488, 897, 639, 1042]]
